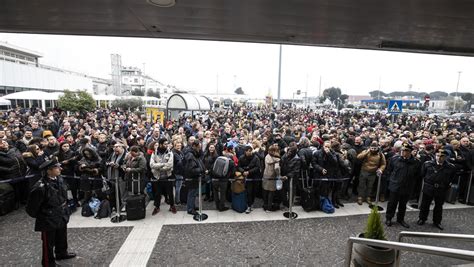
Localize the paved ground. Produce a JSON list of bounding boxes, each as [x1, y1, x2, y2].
[[148, 208, 474, 266], [0, 208, 132, 266]]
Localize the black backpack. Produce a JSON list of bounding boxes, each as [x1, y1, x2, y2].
[[95, 199, 111, 219], [81, 203, 93, 217]]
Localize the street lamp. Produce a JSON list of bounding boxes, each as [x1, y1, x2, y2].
[[453, 71, 462, 112]]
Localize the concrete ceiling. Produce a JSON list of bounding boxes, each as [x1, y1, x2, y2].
[[1, 0, 474, 56]]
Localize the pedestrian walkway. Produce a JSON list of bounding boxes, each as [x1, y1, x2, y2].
[[64, 201, 472, 266]]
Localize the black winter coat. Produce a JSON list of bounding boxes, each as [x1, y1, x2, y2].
[[26, 175, 69, 232], [311, 149, 345, 178], [298, 146, 313, 172], [184, 149, 205, 189], [54, 150, 78, 176], [421, 160, 456, 197], [281, 154, 302, 180], [237, 154, 261, 180], [172, 149, 185, 176], [387, 155, 420, 194]]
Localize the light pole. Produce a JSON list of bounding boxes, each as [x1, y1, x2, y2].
[[453, 71, 462, 112], [277, 44, 282, 109]]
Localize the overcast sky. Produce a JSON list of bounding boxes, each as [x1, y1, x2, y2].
[[1, 32, 473, 99]]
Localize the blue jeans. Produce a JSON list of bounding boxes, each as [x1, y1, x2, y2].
[[175, 175, 183, 204], [187, 188, 197, 212]]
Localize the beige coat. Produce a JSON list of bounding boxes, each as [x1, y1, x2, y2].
[[262, 154, 281, 191]]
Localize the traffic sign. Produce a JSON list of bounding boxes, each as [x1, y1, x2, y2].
[[388, 100, 403, 114]]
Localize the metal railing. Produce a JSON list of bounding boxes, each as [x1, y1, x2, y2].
[[395, 231, 474, 266], [345, 237, 474, 267]]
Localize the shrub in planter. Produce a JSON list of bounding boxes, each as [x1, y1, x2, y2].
[[353, 207, 395, 267]]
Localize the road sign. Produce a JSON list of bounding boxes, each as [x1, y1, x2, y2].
[[388, 100, 403, 114]]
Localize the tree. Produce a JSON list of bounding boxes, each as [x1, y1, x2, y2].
[[147, 89, 160, 98], [429, 91, 448, 99], [340, 94, 349, 104], [111, 98, 142, 111], [461, 93, 473, 110], [364, 207, 386, 240], [322, 87, 342, 103], [234, 87, 245, 95], [58, 90, 96, 113], [369, 90, 387, 99], [131, 88, 144, 96], [446, 99, 465, 111]]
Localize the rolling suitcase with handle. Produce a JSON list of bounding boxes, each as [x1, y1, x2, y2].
[[445, 175, 460, 204], [300, 175, 320, 212], [467, 171, 474, 205], [126, 174, 146, 220]]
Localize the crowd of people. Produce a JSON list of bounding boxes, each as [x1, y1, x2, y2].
[[0, 105, 473, 229]]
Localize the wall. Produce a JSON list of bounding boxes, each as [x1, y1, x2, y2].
[[0, 60, 93, 93]]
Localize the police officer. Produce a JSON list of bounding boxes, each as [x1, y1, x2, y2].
[[417, 149, 456, 230], [385, 142, 420, 228], [26, 158, 76, 267]]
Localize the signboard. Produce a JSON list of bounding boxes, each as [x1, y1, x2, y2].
[[146, 107, 164, 125], [388, 100, 403, 114]]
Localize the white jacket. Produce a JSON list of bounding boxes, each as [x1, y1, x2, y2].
[[150, 149, 174, 180]]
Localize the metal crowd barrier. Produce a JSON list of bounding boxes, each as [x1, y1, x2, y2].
[[396, 231, 474, 266], [345, 236, 474, 267]]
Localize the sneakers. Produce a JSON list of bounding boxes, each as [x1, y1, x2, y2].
[[357, 197, 363, 205], [245, 207, 252, 214], [169, 206, 177, 214], [152, 207, 160, 216]]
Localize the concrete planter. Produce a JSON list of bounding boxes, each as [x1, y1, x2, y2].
[[353, 233, 396, 267]]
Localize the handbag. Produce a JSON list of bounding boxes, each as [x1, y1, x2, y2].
[[276, 177, 283, 191], [232, 172, 246, 194]]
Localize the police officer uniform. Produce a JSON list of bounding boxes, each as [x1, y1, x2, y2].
[[417, 149, 456, 230], [385, 143, 420, 228], [26, 159, 76, 267]]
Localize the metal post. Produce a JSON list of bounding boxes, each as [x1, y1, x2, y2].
[[193, 175, 208, 221], [283, 177, 298, 219], [111, 171, 126, 223], [453, 71, 462, 112], [345, 239, 354, 267], [277, 44, 282, 109], [369, 173, 384, 211]]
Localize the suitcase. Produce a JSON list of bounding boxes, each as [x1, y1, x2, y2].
[[231, 191, 247, 213], [126, 175, 146, 220], [301, 176, 320, 212], [0, 184, 16, 216], [445, 176, 460, 204], [467, 172, 474, 205]]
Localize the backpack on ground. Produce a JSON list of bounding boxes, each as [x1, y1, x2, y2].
[[81, 203, 93, 217], [212, 156, 231, 178], [320, 196, 335, 214], [88, 197, 101, 215], [95, 199, 111, 219]]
